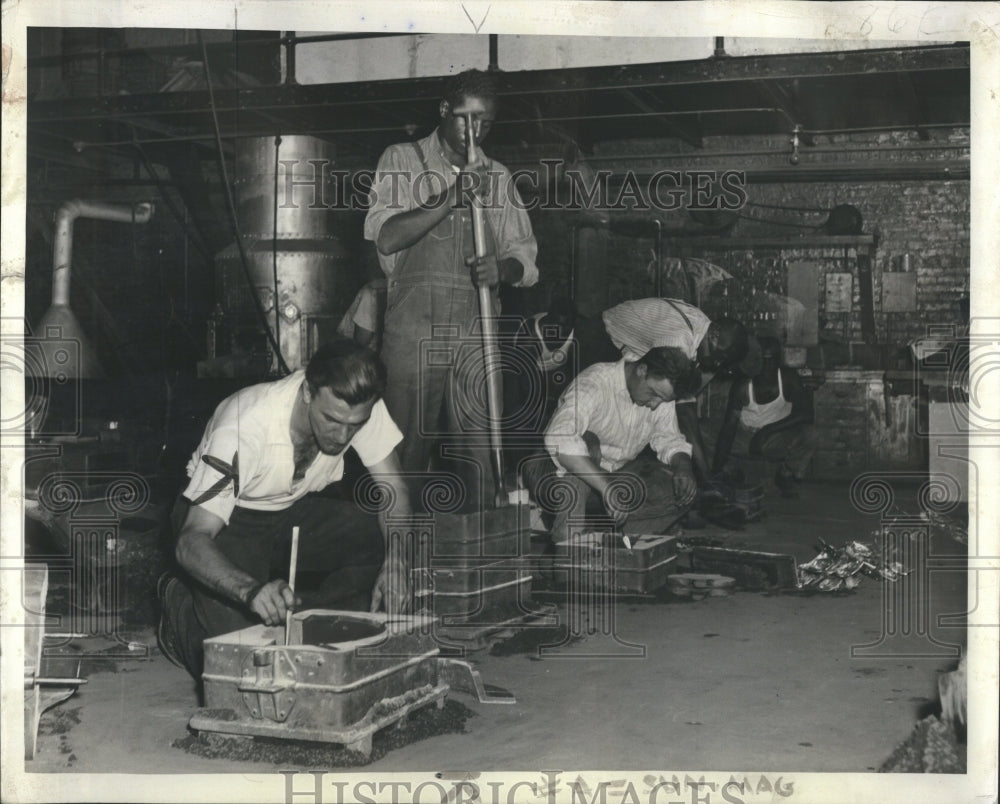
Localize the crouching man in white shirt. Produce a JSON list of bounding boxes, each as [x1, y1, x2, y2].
[[530, 346, 701, 544], [157, 340, 411, 680]]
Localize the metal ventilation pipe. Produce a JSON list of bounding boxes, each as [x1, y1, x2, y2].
[[37, 199, 154, 378]]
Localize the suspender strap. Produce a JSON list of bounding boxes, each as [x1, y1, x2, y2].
[[412, 141, 430, 173], [664, 298, 694, 333]]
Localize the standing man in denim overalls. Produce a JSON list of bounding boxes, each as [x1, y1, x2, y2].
[[364, 69, 539, 511]]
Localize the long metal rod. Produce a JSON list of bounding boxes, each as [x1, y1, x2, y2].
[[284, 526, 300, 646], [467, 114, 506, 507], [653, 219, 663, 298], [552, 141, 970, 162], [62, 118, 970, 150]]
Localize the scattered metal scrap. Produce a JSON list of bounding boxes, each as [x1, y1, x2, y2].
[[797, 538, 907, 592]]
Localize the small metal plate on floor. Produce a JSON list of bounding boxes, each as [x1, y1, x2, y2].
[[434, 602, 559, 650]]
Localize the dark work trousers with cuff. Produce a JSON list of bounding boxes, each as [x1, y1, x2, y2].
[[163, 493, 384, 681], [523, 435, 690, 544]]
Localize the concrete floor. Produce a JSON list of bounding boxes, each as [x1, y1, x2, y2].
[[25, 480, 967, 775]]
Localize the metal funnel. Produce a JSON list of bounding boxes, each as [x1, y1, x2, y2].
[[33, 199, 153, 378]]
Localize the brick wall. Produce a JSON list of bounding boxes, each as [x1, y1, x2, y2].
[[511, 131, 970, 366]]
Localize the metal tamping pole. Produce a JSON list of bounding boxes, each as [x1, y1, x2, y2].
[[284, 526, 300, 645], [466, 114, 507, 508]]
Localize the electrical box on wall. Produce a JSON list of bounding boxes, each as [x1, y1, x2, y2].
[[825, 273, 853, 313], [882, 272, 918, 312]]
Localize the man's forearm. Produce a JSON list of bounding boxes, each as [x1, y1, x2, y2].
[[176, 529, 260, 607], [669, 451, 694, 474], [676, 402, 710, 479], [668, 451, 698, 505], [374, 472, 414, 559], [376, 186, 455, 255], [555, 453, 612, 497]]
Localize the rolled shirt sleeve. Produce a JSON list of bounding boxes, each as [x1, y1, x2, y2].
[[363, 140, 538, 288], [349, 399, 404, 468], [488, 168, 539, 288], [650, 401, 693, 465], [363, 145, 452, 280], [544, 375, 600, 468], [183, 426, 258, 526]]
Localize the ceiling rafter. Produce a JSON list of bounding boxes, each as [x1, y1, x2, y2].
[[619, 87, 703, 148]]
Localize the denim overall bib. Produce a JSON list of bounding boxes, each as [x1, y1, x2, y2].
[[380, 141, 500, 510]]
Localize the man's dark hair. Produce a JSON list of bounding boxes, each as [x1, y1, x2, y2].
[[710, 318, 749, 365], [637, 346, 702, 397], [443, 69, 500, 108], [305, 339, 386, 405]]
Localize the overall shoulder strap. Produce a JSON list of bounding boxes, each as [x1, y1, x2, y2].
[[411, 140, 430, 172], [663, 298, 694, 332]]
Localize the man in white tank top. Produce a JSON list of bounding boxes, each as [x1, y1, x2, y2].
[[709, 336, 817, 497]]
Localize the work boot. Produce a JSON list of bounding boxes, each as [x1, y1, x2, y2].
[[775, 468, 799, 499], [156, 572, 185, 669], [681, 510, 707, 530]]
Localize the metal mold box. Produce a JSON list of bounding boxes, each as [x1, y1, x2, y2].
[[200, 610, 440, 731], [414, 559, 533, 617], [430, 506, 530, 558], [554, 533, 679, 594]]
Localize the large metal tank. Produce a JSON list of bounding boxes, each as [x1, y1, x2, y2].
[[213, 135, 357, 373]]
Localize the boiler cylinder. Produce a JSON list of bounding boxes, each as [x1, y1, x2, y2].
[[213, 135, 358, 373]]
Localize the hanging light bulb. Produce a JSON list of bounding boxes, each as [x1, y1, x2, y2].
[[789, 125, 801, 165]]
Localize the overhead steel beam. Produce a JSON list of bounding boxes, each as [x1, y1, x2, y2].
[[26, 32, 413, 68], [27, 45, 969, 126]]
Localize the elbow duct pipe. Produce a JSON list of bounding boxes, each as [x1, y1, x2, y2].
[[51, 199, 154, 306], [38, 199, 154, 378]]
